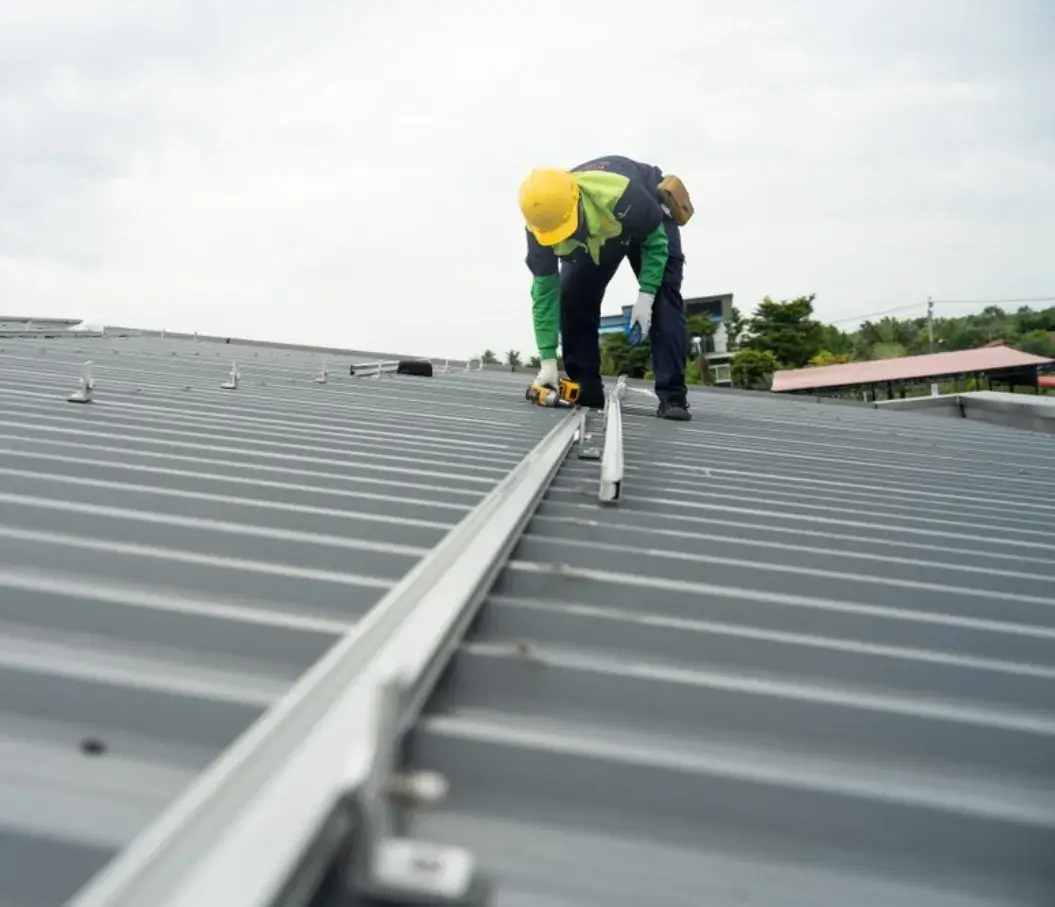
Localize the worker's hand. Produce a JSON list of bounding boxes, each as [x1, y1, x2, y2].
[[626, 291, 654, 346], [535, 358, 559, 388]]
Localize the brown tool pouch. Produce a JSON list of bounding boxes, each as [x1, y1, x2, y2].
[[657, 174, 694, 226]]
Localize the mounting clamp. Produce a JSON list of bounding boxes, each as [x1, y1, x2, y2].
[[575, 410, 601, 460], [67, 361, 96, 404], [221, 361, 240, 390], [346, 673, 490, 907]]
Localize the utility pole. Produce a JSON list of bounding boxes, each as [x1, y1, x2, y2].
[[927, 296, 935, 353]]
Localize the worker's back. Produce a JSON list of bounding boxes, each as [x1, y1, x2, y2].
[[570, 154, 664, 190]]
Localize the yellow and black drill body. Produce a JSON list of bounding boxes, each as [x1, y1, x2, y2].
[[525, 377, 581, 408]]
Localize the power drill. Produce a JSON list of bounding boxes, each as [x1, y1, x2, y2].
[[525, 377, 581, 408]]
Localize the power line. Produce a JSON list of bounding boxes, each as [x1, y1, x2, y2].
[[827, 303, 923, 325], [826, 296, 1055, 328], [930, 296, 1055, 306]]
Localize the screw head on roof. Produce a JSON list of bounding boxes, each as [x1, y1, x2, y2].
[[79, 737, 107, 756], [412, 854, 443, 874]]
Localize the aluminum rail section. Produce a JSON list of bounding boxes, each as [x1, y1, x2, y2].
[[62, 410, 582, 907], [598, 375, 626, 503], [349, 360, 401, 379]]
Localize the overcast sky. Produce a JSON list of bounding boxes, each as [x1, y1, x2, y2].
[[2, 0, 1053, 359]]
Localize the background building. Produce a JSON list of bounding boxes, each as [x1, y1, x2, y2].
[[599, 292, 735, 385]]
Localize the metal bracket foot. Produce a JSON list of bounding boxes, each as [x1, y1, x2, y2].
[[575, 410, 602, 460], [67, 361, 96, 403], [347, 675, 488, 907], [221, 360, 240, 390]]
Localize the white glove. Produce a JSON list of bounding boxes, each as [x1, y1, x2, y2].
[[626, 291, 654, 346], [535, 358, 559, 388]]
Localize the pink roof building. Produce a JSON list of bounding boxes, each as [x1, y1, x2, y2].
[[772, 346, 1054, 393]]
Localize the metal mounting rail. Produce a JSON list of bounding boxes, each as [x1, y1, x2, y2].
[[65, 411, 582, 907], [598, 375, 626, 503], [351, 360, 401, 379]]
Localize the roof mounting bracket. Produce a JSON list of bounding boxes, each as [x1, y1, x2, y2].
[[67, 361, 96, 404], [346, 675, 489, 907], [598, 375, 626, 504], [221, 361, 239, 390], [575, 410, 601, 460]]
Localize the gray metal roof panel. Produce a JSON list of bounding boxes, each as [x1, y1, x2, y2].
[[405, 386, 1055, 907], [4, 332, 1055, 906], [0, 334, 557, 907]]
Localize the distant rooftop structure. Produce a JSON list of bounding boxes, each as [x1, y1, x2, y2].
[[773, 345, 1054, 394], [0, 316, 83, 325], [878, 389, 1055, 434], [0, 315, 87, 337]]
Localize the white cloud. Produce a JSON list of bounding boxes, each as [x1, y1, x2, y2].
[[1, 0, 1053, 358]]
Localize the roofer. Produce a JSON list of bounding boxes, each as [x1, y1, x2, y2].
[[519, 155, 695, 421]]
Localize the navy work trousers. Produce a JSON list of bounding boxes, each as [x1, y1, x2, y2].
[[559, 217, 687, 404]]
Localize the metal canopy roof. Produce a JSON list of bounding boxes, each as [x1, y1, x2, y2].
[[2, 332, 1054, 907], [772, 345, 1054, 392]]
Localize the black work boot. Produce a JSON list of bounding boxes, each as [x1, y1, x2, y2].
[[657, 395, 692, 421], [577, 385, 606, 410]]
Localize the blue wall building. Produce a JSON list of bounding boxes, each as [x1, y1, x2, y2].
[[598, 293, 734, 336], [597, 293, 736, 385]]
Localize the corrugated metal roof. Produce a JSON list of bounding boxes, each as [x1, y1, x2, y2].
[[4, 332, 1055, 907], [406, 386, 1055, 907], [772, 345, 1054, 392], [0, 333, 559, 907]]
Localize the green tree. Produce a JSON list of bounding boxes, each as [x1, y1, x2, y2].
[[481, 349, 498, 364], [505, 350, 522, 368], [686, 358, 714, 385], [1014, 306, 1055, 333], [932, 317, 988, 352], [809, 350, 851, 367], [687, 314, 717, 339], [528, 355, 542, 369], [686, 314, 717, 359], [1015, 329, 1055, 358], [742, 294, 822, 368], [724, 305, 745, 351], [855, 316, 914, 360], [731, 348, 782, 389], [600, 332, 651, 378], [818, 323, 854, 357]]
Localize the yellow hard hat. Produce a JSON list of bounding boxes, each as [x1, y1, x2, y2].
[[518, 168, 580, 246]]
